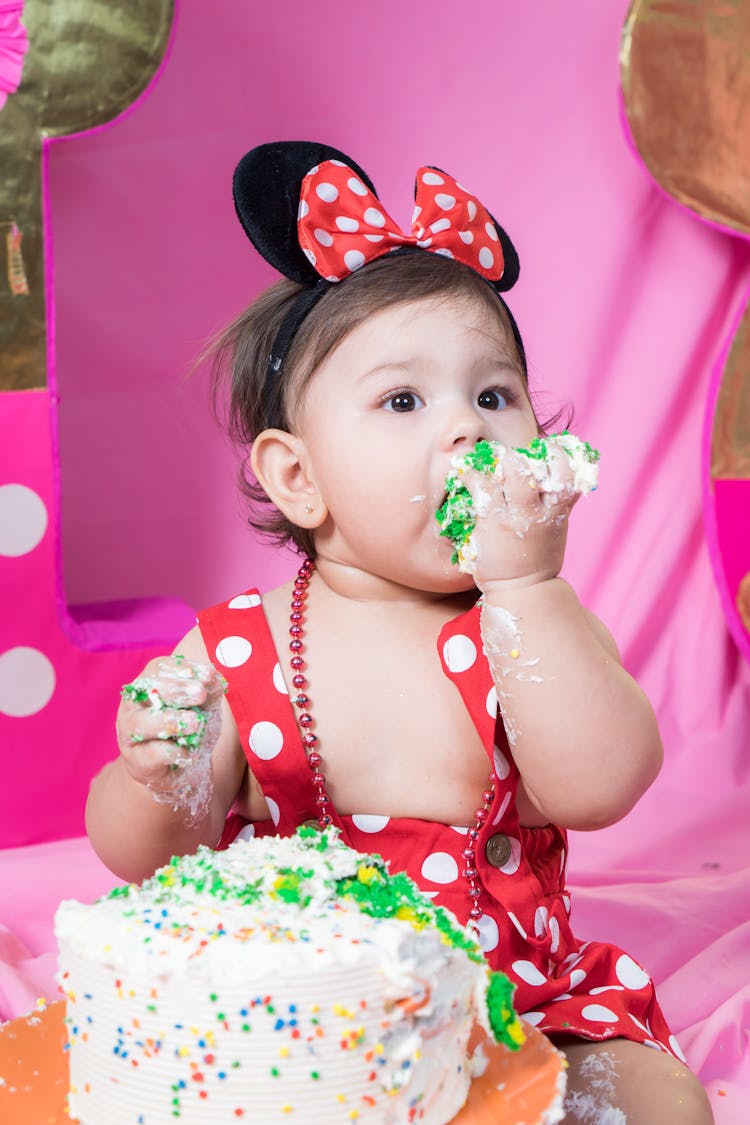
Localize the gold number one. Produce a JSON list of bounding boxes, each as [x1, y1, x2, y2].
[[0, 0, 174, 391]]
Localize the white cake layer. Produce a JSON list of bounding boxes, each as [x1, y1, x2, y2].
[[56, 831, 492, 1124]]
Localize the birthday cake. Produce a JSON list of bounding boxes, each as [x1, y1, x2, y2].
[[55, 827, 525, 1125], [436, 433, 600, 572]]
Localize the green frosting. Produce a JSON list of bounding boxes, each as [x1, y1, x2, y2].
[[486, 970, 525, 1050], [436, 432, 601, 560]]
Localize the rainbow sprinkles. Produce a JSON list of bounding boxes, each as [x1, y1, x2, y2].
[[56, 826, 523, 1124]]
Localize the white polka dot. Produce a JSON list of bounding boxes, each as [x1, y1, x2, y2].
[[549, 993, 572, 1002], [348, 177, 368, 196], [429, 218, 451, 234], [669, 1035, 687, 1063], [549, 916, 560, 954], [435, 193, 456, 210], [420, 851, 459, 884], [485, 222, 499, 241], [416, 237, 432, 248], [364, 234, 384, 242], [508, 912, 527, 939], [569, 969, 587, 988], [449, 824, 469, 835], [476, 914, 499, 953], [314, 228, 333, 247], [467, 201, 477, 220], [272, 662, 288, 694], [227, 593, 261, 610], [491, 790, 511, 825], [478, 246, 495, 269], [581, 1004, 618, 1023], [215, 636, 252, 667], [303, 248, 316, 267], [266, 797, 281, 826], [512, 960, 547, 986], [412, 205, 422, 224], [316, 182, 338, 202], [615, 953, 650, 990], [497, 836, 521, 875], [459, 230, 474, 244], [422, 172, 444, 186], [589, 985, 624, 994], [0, 647, 55, 716], [364, 207, 385, 228], [344, 249, 365, 271], [562, 894, 571, 914], [336, 216, 359, 232], [249, 720, 284, 760], [297, 199, 309, 219], [330, 159, 346, 167], [0, 485, 48, 556], [443, 634, 476, 673], [628, 1013, 649, 1034], [434, 248, 454, 258], [521, 1011, 545, 1027], [534, 906, 549, 937], [236, 823, 255, 840], [351, 814, 390, 833], [493, 744, 510, 779], [486, 686, 498, 717]]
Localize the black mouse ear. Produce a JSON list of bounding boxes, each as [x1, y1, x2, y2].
[[490, 219, 520, 293], [233, 141, 378, 285]]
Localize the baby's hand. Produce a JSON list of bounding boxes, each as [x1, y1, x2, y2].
[[116, 655, 227, 822], [436, 435, 599, 592]]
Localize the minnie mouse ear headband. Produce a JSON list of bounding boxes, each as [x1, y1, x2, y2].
[[233, 140, 525, 425]]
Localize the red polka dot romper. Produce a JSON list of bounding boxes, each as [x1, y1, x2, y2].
[[198, 590, 683, 1060]]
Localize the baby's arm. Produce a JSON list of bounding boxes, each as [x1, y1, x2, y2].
[[482, 579, 662, 829], [86, 627, 246, 883], [447, 438, 662, 829]]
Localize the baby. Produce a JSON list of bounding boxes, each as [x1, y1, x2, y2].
[[87, 142, 712, 1124]]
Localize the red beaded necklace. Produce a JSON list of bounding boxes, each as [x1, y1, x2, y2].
[[288, 558, 496, 927]]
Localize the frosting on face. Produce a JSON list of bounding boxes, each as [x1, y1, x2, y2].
[[56, 827, 523, 1124], [435, 433, 600, 574]]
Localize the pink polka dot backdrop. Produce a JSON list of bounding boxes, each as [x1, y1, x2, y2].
[[1, 1, 749, 1118]]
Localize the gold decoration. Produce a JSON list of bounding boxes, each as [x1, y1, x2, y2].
[[621, 1, 750, 233], [711, 303, 750, 480], [0, 0, 175, 391]]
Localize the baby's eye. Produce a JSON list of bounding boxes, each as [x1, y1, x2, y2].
[[383, 390, 424, 412], [478, 388, 512, 411]]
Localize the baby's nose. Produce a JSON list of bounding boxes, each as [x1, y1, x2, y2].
[[445, 405, 486, 450]]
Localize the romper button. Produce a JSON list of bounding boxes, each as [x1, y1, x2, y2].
[[485, 833, 512, 868]]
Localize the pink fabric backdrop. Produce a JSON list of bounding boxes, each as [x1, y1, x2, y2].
[[1, 0, 749, 1119]]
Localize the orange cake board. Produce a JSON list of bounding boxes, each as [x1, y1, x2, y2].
[[0, 1001, 565, 1125]]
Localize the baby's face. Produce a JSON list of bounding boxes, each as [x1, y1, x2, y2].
[[294, 295, 540, 592]]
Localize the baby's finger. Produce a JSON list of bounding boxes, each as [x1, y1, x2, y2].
[[502, 450, 544, 508], [127, 706, 205, 745]]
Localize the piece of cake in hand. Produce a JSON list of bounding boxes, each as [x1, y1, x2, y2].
[[55, 827, 529, 1125], [435, 433, 600, 573]]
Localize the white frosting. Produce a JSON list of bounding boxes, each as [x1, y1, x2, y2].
[[56, 830, 496, 1124], [438, 433, 600, 575]]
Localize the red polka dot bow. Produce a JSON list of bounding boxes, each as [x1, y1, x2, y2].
[[297, 160, 507, 284]]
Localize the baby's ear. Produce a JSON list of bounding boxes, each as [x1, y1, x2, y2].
[[250, 429, 327, 530]]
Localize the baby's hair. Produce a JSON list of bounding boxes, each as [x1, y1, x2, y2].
[[210, 252, 564, 558]]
